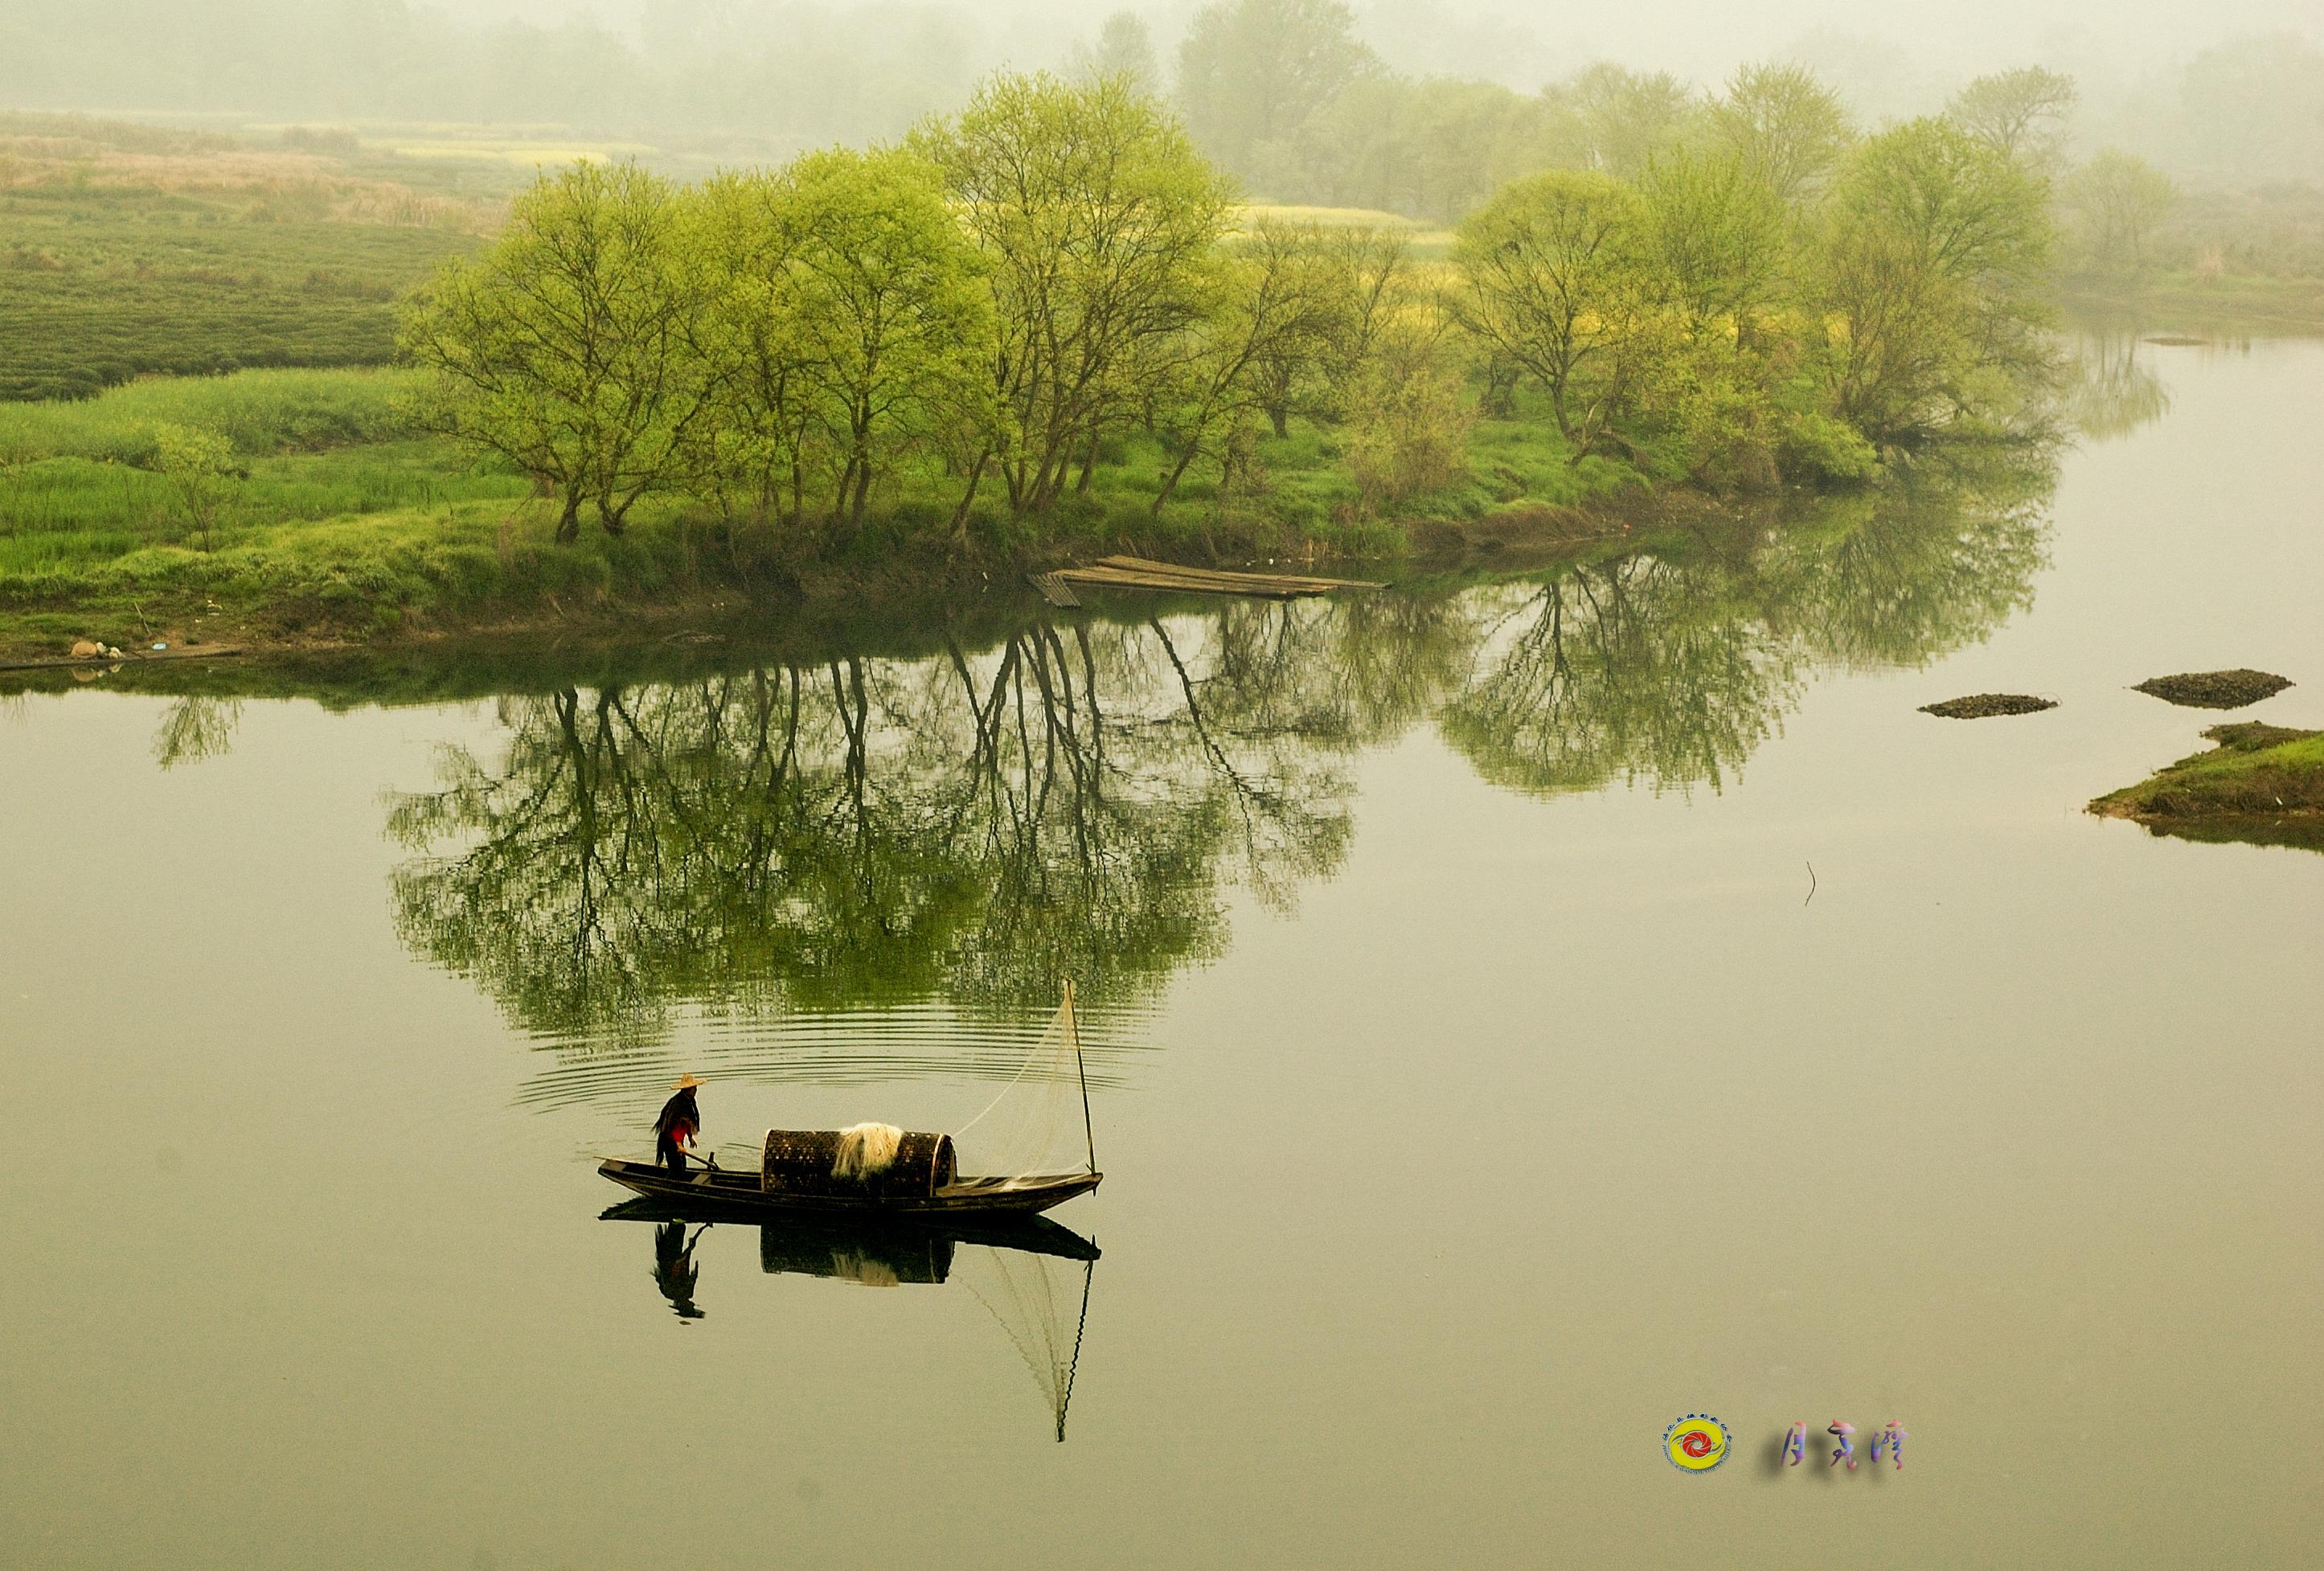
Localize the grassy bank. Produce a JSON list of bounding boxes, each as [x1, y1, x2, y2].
[[2059, 273, 2324, 335], [0, 367, 1660, 662], [0, 113, 486, 401], [2091, 723, 2324, 852]]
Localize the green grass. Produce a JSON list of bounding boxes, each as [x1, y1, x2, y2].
[[2091, 724, 2324, 853], [0, 369, 529, 580], [2057, 272, 2324, 334], [0, 365, 1650, 658], [0, 366, 422, 463], [0, 183, 478, 401]]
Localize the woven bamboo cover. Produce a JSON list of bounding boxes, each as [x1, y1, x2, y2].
[[760, 1128, 956, 1196]]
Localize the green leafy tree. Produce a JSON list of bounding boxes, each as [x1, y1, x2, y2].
[[151, 420, 235, 552], [2060, 150, 2177, 285], [400, 160, 708, 540], [1150, 219, 1350, 511], [1810, 118, 2052, 440], [685, 169, 820, 537], [1449, 170, 1669, 463], [776, 147, 993, 532], [1539, 64, 1699, 181], [1947, 67, 2078, 171], [1343, 313, 1475, 512], [1175, 0, 1378, 183], [911, 72, 1237, 526], [1706, 61, 1855, 210], [1070, 12, 1162, 96], [1637, 147, 1786, 332], [1287, 76, 1548, 221], [1275, 224, 1408, 429]]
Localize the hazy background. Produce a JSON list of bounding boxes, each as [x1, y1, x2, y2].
[[3, 0, 2321, 185]]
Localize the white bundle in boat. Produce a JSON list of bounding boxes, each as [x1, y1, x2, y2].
[[831, 1122, 904, 1181]]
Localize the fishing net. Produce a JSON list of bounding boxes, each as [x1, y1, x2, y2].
[[952, 984, 1096, 1183], [956, 1242, 1096, 1442]]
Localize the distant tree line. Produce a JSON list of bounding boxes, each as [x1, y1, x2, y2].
[[10, 0, 2320, 197], [400, 68, 2061, 545]]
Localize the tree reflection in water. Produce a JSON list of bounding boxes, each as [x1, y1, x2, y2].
[[2065, 328, 2173, 445], [384, 453, 2051, 1062], [385, 615, 1370, 1052]]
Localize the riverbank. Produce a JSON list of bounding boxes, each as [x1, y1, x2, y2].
[[2091, 723, 2324, 852], [0, 365, 1731, 666], [2058, 273, 2324, 335]]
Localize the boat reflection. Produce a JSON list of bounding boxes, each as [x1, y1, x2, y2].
[[603, 1198, 1101, 1440]]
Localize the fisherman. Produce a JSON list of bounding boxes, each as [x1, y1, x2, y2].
[[654, 1074, 703, 1172]]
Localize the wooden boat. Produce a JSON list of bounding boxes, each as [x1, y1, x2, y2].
[[596, 1157, 1100, 1217], [600, 980, 1104, 1219]]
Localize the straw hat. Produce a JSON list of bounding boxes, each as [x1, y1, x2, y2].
[[672, 1073, 704, 1091]]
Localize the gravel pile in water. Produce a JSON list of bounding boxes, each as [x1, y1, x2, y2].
[[1919, 693, 2059, 719], [2132, 669, 2293, 709]]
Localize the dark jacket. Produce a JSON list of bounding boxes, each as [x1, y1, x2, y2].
[[654, 1087, 700, 1142]]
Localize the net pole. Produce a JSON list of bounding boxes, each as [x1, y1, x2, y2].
[[1068, 978, 1096, 1175]]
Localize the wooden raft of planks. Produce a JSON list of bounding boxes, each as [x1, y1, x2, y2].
[[1031, 556, 1386, 607], [0, 644, 249, 674]]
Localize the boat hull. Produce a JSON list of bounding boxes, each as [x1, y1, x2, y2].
[[596, 1158, 1100, 1218]]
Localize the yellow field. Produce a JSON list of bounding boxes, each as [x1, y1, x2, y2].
[[379, 138, 658, 168]]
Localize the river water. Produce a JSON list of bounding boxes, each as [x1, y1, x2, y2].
[[3, 336, 2321, 1570]]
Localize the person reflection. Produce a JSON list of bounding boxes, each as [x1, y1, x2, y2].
[[652, 1220, 709, 1321]]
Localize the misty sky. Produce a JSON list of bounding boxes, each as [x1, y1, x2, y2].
[[462, 0, 2324, 95]]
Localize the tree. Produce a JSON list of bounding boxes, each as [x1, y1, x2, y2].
[[2061, 150, 2176, 285], [911, 73, 1236, 525], [1175, 0, 1377, 182], [1070, 12, 1161, 96], [1273, 76, 1545, 219], [1343, 313, 1474, 512], [1636, 148, 1785, 333], [773, 147, 991, 532], [1947, 67, 2077, 170], [686, 170, 818, 536], [1449, 170, 1667, 462], [1810, 119, 2052, 439], [1539, 64, 1699, 181], [1707, 61, 1855, 209], [1284, 224, 1408, 428], [1149, 219, 1350, 511], [400, 161, 708, 540], [2172, 34, 2324, 184], [152, 421, 234, 552]]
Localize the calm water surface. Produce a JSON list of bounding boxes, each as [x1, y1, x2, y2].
[[4, 337, 2322, 1569]]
